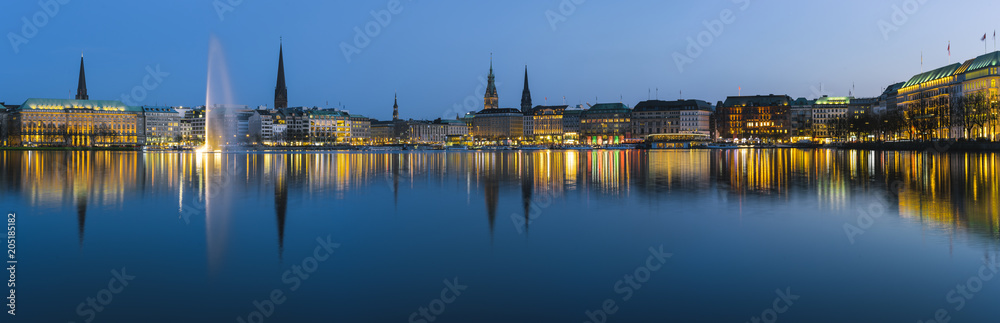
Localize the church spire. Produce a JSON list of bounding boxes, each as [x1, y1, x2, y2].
[[76, 54, 88, 100], [393, 92, 399, 121], [520, 65, 532, 113], [274, 39, 288, 109], [484, 55, 498, 110]]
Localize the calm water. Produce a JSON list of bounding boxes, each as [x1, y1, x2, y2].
[[5, 149, 1000, 322]]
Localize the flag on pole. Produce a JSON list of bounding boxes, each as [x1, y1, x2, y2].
[[948, 42, 950, 56], [982, 33, 988, 41]]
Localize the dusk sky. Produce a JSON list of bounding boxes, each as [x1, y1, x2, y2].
[[2, 0, 998, 120]]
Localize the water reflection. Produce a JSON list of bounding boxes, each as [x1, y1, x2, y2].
[[3, 149, 999, 252]]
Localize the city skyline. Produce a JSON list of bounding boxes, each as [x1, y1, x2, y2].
[[3, 0, 1000, 120]]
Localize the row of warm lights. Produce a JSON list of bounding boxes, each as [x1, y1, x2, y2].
[[30, 105, 126, 111]]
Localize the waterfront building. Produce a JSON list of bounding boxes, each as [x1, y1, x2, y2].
[[631, 99, 712, 139], [718, 95, 792, 141], [879, 82, 905, 115], [142, 106, 181, 146], [5, 58, 144, 147], [0, 106, 8, 146], [349, 115, 371, 145], [789, 98, 814, 141], [525, 105, 567, 143], [581, 103, 632, 145], [812, 96, 849, 140], [896, 63, 961, 139], [955, 52, 1000, 139], [370, 120, 397, 144], [471, 58, 524, 143], [178, 107, 205, 144], [274, 108, 309, 144], [562, 108, 583, 144], [249, 109, 276, 143], [306, 108, 350, 144], [471, 108, 524, 143], [8, 99, 143, 147]]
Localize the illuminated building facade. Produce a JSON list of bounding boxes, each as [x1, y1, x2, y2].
[[631, 99, 712, 138], [581, 103, 632, 145], [895, 63, 961, 139], [893, 51, 1000, 139], [8, 98, 143, 147], [471, 58, 524, 143], [141, 106, 181, 146], [349, 115, 371, 144], [719, 95, 792, 141], [562, 108, 583, 143], [178, 108, 205, 143], [789, 98, 814, 140], [471, 108, 524, 143], [307, 109, 351, 144], [811, 96, 849, 139], [525, 105, 567, 143]]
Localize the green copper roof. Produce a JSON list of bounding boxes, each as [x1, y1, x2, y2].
[[966, 51, 1000, 73], [814, 96, 851, 105], [19, 98, 141, 112], [307, 109, 349, 117], [902, 63, 961, 88]]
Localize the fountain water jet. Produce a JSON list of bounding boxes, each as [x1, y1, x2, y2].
[[204, 35, 239, 152]]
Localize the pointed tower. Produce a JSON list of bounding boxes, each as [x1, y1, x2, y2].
[[274, 40, 288, 109], [393, 93, 399, 121], [484, 56, 498, 110], [520, 66, 532, 113], [76, 55, 89, 100]]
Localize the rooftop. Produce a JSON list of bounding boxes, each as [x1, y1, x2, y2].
[[633, 100, 711, 112], [18, 98, 141, 112], [723, 95, 792, 107]]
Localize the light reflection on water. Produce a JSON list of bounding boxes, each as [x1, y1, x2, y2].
[[4, 149, 1000, 322]]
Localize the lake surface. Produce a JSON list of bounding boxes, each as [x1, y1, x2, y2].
[[4, 149, 1000, 322]]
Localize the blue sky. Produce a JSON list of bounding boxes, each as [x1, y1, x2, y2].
[[2, 0, 998, 120]]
